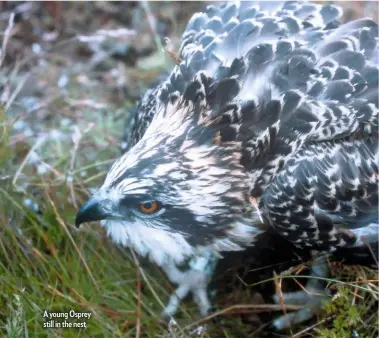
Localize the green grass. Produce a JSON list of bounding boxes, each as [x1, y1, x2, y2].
[[0, 111, 189, 337], [0, 30, 209, 334], [0, 3, 202, 336]]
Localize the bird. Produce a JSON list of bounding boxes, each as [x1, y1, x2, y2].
[[76, 1, 378, 330]]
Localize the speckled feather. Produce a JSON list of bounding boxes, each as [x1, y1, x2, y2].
[[113, 1, 378, 264]]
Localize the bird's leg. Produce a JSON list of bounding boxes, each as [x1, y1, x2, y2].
[[272, 256, 331, 330], [161, 249, 219, 320]]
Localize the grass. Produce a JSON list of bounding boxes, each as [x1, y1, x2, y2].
[[0, 2, 378, 337], [0, 3, 202, 336], [0, 97, 180, 337], [1, 93, 207, 337]]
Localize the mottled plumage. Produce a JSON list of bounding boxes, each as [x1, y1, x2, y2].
[[112, 0, 379, 259], [76, 0, 378, 326]]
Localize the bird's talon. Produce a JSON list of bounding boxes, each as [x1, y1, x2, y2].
[[161, 255, 217, 319], [272, 287, 331, 330]]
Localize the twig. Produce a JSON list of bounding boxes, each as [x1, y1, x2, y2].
[[239, 274, 379, 295], [292, 315, 336, 337], [293, 277, 311, 295], [185, 303, 302, 330], [273, 271, 288, 327]]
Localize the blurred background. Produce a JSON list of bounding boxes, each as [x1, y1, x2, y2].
[[0, 2, 377, 338]]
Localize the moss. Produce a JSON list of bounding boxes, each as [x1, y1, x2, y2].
[[315, 279, 378, 338]]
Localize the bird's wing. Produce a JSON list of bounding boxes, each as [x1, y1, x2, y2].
[[122, 1, 352, 152], [161, 1, 378, 193], [177, 2, 378, 252], [121, 2, 378, 251], [121, 71, 170, 153], [262, 138, 378, 251]]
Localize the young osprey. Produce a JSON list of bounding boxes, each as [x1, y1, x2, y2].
[[76, 0, 378, 328]]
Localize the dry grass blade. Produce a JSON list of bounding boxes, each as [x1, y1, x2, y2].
[[141, 1, 165, 53], [12, 136, 47, 189], [163, 37, 182, 65], [292, 315, 336, 338], [44, 189, 99, 290], [0, 12, 15, 69], [5, 74, 29, 111], [273, 271, 287, 321], [132, 252, 142, 338], [185, 303, 303, 330]]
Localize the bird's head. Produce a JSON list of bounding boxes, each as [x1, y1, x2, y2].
[[76, 73, 264, 266]]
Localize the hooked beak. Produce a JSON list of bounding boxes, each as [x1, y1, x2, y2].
[[75, 197, 110, 228]]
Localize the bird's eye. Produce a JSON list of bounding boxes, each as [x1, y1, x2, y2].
[[139, 201, 161, 214]]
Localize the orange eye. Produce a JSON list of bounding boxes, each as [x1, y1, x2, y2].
[[139, 201, 160, 214]]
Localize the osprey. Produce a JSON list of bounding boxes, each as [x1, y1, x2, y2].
[[76, 1, 378, 329]]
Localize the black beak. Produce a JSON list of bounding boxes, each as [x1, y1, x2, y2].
[[75, 197, 109, 228]]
